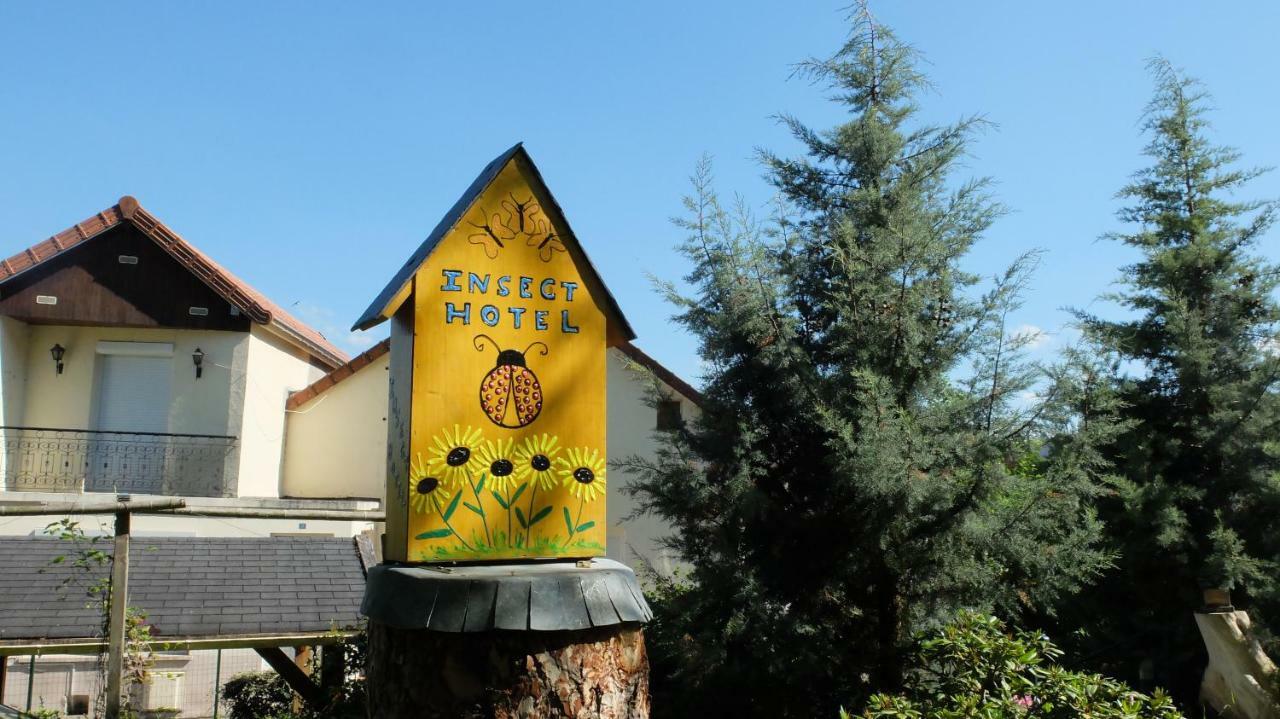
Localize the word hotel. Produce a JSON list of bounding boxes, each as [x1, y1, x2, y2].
[[440, 269, 582, 333]]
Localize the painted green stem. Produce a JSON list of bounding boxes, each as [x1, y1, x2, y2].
[[469, 473, 493, 546], [431, 494, 474, 551], [524, 484, 540, 546], [506, 485, 515, 541]]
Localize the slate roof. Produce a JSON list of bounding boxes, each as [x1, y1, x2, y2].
[[0, 536, 367, 644], [352, 142, 635, 340], [0, 197, 349, 370]]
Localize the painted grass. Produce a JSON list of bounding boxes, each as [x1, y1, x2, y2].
[[416, 530, 605, 561]]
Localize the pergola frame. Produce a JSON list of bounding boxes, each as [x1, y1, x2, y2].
[[0, 497, 383, 718]]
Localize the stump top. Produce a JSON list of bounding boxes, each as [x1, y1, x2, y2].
[[361, 558, 653, 633]]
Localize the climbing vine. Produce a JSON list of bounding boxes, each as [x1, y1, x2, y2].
[[44, 518, 158, 718]]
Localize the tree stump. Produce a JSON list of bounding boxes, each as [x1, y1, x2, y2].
[[367, 621, 649, 718], [361, 560, 652, 718]]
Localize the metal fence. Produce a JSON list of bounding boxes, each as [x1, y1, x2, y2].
[[0, 427, 238, 498], [2, 649, 267, 718]]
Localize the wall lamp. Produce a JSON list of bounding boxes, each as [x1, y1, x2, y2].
[[50, 343, 65, 375], [192, 347, 205, 379]]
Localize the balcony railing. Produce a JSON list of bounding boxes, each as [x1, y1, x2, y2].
[[0, 426, 238, 498]]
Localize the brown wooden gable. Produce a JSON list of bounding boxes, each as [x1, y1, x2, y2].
[[0, 223, 251, 331], [0, 197, 349, 369]]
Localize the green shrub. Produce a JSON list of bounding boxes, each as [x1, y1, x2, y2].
[[848, 612, 1185, 718], [220, 671, 293, 719], [219, 630, 366, 719]]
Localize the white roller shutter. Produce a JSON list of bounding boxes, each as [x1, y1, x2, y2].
[[94, 355, 173, 433]]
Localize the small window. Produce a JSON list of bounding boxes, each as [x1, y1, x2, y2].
[[656, 400, 683, 430], [188, 306, 209, 316], [35, 294, 57, 305], [117, 255, 139, 265]]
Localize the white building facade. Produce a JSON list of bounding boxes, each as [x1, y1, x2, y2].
[[0, 197, 376, 539]]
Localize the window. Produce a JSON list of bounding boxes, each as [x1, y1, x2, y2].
[[656, 399, 682, 430]]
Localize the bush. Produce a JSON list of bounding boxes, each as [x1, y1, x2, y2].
[[848, 612, 1185, 718], [220, 671, 293, 719], [219, 630, 366, 719]]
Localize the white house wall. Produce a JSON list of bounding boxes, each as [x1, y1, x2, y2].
[[282, 351, 389, 500], [16, 324, 245, 437], [0, 316, 30, 427], [605, 350, 698, 577], [0, 323, 325, 500], [235, 326, 327, 498]]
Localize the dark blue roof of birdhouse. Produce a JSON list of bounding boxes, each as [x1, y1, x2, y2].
[[352, 143, 635, 339]]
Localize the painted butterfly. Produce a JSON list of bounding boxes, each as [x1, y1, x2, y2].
[[467, 208, 515, 259], [527, 217, 567, 263], [500, 193, 541, 237]]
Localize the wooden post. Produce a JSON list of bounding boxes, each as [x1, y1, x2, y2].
[[0, 655, 7, 703], [26, 654, 35, 712], [212, 648, 222, 719], [254, 647, 325, 709], [291, 646, 312, 714], [104, 508, 130, 719]]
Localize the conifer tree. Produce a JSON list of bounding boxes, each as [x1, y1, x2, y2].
[[1069, 59, 1280, 700], [626, 7, 1113, 715]]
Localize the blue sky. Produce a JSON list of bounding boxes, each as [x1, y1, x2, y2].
[[1, 2, 1277, 384]]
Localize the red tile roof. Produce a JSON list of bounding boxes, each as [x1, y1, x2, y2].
[[284, 338, 702, 412], [286, 337, 389, 410], [616, 342, 704, 406], [0, 196, 349, 370]]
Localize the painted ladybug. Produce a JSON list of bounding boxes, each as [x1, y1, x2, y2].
[[473, 334, 548, 428]]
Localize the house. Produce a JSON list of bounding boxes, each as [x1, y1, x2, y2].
[[0, 197, 378, 539]]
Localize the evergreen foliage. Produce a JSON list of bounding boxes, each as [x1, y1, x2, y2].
[[1065, 58, 1280, 699], [626, 6, 1114, 715]]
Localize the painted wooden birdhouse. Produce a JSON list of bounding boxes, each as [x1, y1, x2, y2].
[[354, 144, 634, 563]]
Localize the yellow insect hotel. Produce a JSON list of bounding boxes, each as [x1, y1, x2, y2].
[[353, 143, 635, 563]]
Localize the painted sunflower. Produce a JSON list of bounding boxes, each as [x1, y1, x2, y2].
[[408, 453, 452, 515], [428, 424, 485, 487], [556, 446, 607, 503], [513, 433, 561, 491], [473, 437, 518, 494]]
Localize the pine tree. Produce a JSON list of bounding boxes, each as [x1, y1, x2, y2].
[[626, 7, 1112, 716], [1069, 59, 1280, 701]]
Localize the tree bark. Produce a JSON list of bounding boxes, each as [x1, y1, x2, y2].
[[366, 620, 650, 718], [875, 562, 904, 691]]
